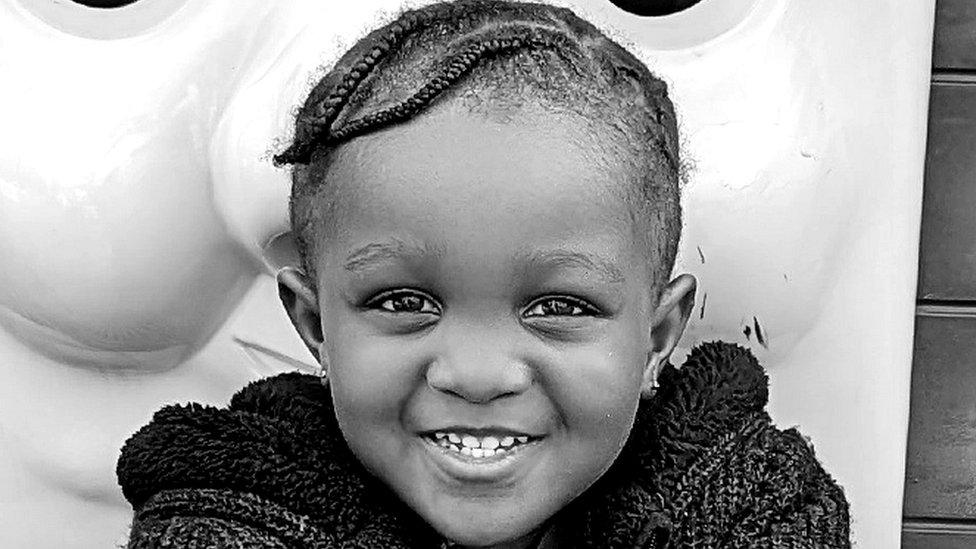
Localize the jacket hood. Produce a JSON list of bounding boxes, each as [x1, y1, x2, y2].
[[117, 341, 769, 547]]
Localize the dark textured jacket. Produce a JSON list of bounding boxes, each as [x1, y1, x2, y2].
[[117, 342, 850, 548]]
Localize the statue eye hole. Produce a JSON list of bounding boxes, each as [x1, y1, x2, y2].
[[608, 0, 705, 17], [69, 0, 142, 7], [20, 0, 188, 39]]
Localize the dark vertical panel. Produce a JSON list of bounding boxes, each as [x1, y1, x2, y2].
[[905, 0, 976, 542], [917, 83, 976, 300], [933, 0, 976, 70], [903, 315, 976, 519]]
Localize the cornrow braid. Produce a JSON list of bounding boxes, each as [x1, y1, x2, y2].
[[279, 0, 683, 286], [274, 3, 476, 166], [322, 30, 574, 154]]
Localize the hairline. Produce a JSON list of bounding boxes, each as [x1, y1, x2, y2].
[[293, 97, 677, 293]]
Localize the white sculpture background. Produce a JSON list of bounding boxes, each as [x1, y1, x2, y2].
[[0, 0, 934, 547]]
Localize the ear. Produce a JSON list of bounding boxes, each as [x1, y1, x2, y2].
[[641, 274, 697, 398], [276, 267, 324, 364]]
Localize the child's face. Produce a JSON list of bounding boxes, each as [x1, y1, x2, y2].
[[280, 109, 694, 548]]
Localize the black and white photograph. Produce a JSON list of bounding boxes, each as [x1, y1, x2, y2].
[[0, 0, 947, 547]]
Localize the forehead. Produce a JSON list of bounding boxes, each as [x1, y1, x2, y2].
[[311, 108, 648, 275], [326, 108, 631, 220]]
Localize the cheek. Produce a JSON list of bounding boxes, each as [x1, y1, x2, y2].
[[546, 324, 648, 467], [561, 360, 642, 448], [323, 317, 425, 441]]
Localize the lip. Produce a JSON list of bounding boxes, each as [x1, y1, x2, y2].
[[419, 433, 544, 485], [419, 425, 543, 438]]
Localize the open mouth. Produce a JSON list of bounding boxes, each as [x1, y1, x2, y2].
[[422, 431, 541, 459]]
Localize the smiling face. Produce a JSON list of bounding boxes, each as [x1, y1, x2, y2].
[[279, 108, 694, 548]]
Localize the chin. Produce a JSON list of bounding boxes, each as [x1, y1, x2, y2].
[[438, 527, 540, 549], [425, 507, 546, 548]]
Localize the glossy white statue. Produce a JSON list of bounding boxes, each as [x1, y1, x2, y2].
[[0, 0, 934, 547]]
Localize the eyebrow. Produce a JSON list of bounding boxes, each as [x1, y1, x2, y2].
[[343, 240, 625, 283], [343, 238, 443, 274], [519, 249, 626, 284]]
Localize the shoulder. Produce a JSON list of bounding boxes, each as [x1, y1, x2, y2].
[[637, 342, 850, 547], [117, 372, 439, 546], [566, 342, 849, 548], [116, 372, 338, 512], [668, 423, 850, 548], [125, 489, 324, 548], [623, 341, 771, 486]]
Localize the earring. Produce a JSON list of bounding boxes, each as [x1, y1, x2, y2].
[[642, 362, 660, 399], [314, 355, 330, 382], [319, 355, 338, 381]]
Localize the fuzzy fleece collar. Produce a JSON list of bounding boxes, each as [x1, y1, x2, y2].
[[118, 341, 769, 547]]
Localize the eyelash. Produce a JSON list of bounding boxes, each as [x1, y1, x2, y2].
[[365, 289, 441, 315], [523, 296, 600, 318], [363, 290, 600, 318]]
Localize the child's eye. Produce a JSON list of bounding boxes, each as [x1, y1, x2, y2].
[[523, 296, 599, 318], [367, 290, 441, 315]]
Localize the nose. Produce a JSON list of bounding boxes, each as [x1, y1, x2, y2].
[[425, 325, 533, 403]]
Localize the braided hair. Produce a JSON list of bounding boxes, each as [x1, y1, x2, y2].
[[277, 0, 681, 286]]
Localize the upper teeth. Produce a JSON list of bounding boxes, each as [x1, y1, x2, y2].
[[432, 432, 531, 451]]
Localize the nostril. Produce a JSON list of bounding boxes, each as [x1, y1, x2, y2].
[[425, 359, 455, 393], [425, 358, 532, 403]]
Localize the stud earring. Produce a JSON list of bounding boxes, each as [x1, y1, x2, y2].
[[642, 363, 660, 399], [314, 355, 330, 382]]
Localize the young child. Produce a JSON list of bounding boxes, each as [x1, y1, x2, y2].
[[117, 1, 850, 547]]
